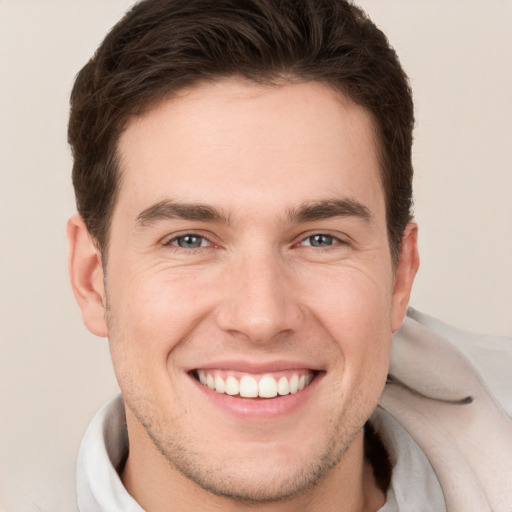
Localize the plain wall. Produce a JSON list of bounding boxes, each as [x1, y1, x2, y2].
[[1, 0, 511, 509]]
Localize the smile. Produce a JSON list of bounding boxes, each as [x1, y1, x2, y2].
[[194, 370, 316, 398]]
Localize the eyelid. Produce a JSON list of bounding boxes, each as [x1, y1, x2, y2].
[[171, 235, 210, 248], [159, 229, 351, 250], [161, 230, 219, 248], [294, 230, 350, 247]]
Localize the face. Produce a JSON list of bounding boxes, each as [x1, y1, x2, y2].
[[70, 79, 418, 504]]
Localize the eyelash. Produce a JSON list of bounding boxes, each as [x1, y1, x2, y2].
[[297, 233, 348, 249], [163, 231, 349, 252], [164, 232, 213, 250]]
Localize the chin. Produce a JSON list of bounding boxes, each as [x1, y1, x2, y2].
[[139, 405, 365, 504], [167, 445, 344, 503]]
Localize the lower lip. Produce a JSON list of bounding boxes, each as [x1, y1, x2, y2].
[[189, 373, 323, 420]]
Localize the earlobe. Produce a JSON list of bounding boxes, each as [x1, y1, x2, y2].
[[67, 214, 108, 337], [391, 223, 420, 333]]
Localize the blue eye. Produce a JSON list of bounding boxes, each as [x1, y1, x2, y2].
[[170, 234, 209, 249], [302, 234, 335, 247]]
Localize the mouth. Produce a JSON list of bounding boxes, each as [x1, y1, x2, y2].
[[191, 369, 318, 398]]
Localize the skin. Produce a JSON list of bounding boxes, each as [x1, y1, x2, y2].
[[68, 79, 419, 512]]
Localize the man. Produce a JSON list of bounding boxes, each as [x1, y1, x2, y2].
[[66, 1, 512, 511]]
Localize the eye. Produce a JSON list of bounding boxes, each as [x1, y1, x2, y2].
[[300, 234, 337, 248], [169, 234, 210, 249]]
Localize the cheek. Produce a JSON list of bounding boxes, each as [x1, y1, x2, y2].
[[305, 267, 393, 381], [106, 270, 215, 378]]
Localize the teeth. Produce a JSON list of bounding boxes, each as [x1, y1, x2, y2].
[[214, 375, 226, 394], [196, 370, 314, 398], [258, 375, 278, 398], [239, 376, 258, 397], [277, 376, 290, 396], [289, 375, 299, 394], [225, 376, 239, 395]]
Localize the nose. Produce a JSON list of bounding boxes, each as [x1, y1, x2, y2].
[[215, 251, 303, 344]]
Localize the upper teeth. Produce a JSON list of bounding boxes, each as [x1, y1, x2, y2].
[[197, 371, 313, 398]]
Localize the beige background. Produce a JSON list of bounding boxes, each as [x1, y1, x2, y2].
[[1, 0, 511, 509]]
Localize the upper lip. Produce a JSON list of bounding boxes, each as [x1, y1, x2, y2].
[[187, 360, 323, 374]]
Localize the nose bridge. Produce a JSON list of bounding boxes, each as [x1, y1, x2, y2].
[[216, 246, 300, 343]]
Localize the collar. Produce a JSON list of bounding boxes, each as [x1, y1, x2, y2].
[[77, 395, 143, 512], [381, 314, 512, 511], [76, 395, 444, 512]]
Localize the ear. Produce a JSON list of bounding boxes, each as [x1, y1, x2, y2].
[[67, 214, 108, 337], [391, 223, 420, 333]]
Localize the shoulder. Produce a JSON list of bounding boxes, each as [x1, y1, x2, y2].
[[406, 308, 512, 415], [380, 310, 512, 511]]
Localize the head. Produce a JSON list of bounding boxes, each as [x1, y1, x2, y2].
[[68, 0, 418, 508]]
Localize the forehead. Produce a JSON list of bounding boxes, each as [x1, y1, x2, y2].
[[115, 79, 384, 222]]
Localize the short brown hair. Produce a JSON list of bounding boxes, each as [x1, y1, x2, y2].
[[68, 0, 414, 260]]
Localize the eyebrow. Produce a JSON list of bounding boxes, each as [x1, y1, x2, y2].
[[136, 200, 230, 227], [135, 197, 371, 228], [287, 199, 372, 224]]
